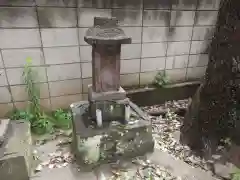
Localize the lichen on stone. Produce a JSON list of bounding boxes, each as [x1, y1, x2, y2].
[[77, 135, 102, 164]]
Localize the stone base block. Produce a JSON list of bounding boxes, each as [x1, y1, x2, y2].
[[88, 84, 126, 102], [0, 121, 32, 180], [70, 101, 154, 171]]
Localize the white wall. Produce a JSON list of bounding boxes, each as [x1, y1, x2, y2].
[[0, 0, 220, 116]]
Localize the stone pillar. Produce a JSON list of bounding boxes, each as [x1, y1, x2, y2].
[[92, 44, 121, 92], [84, 17, 131, 101]]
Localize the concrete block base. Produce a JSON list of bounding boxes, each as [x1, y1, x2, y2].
[[0, 121, 32, 180], [70, 100, 154, 171]]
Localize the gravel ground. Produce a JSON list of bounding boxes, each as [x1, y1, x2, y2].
[[107, 159, 180, 180], [142, 99, 190, 113], [142, 100, 213, 171], [150, 113, 211, 171]]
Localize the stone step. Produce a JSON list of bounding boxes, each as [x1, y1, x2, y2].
[[0, 121, 32, 180], [147, 149, 218, 180]]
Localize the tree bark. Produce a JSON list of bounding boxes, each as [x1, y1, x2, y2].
[[180, 0, 240, 154]]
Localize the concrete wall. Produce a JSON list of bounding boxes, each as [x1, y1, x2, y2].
[[0, 0, 220, 116]]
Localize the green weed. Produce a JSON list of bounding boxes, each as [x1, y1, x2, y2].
[[31, 113, 54, 134], [153, 71, 170, 88], [231, 168, 240, 180], [52, 108, 72, 129], [10, 109, 35, 122], [23, 57, 41, 119], [9, 58, 72, 135]]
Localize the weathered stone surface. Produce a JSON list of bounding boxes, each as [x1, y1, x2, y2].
[[92, 44, 122, 92], [88, 84, 126, 101], [84, 17, 131, 45], [0, 156, 29, 180], [210, 144, 240, 179], [0, 121, 32, 180], [89, 99, 127, 123], [88, 83, 128, 122], [0, 119, 10, 146], [70, 100, 154, 171], [214, 162, 235, 179], [85, 17, 132, 93]]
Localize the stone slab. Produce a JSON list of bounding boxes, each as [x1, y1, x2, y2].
[[0, 121, 32, 180], [128, 100, 149, 120], [0, 156, 29, 180], [0, 119, 10, 145], [209, 144, 240, 179], [148, 149, 217, 180], [88, 84, 126, 101]]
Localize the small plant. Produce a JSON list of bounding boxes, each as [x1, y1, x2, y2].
[[52, 109, 72, 129], [231, 168, 240, 180], [31, 113, 54, 135], [10, 58, 73, 135], [23, 58, 40, 118], [10, 58, 54, 134], [153, 71, 170, 88], [10, 109, 34, 122]]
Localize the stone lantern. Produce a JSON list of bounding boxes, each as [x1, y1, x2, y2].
[[70, 17, 154, 170]]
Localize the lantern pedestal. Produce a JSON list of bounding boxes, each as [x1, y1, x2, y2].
[[88, 84, 126, 102]]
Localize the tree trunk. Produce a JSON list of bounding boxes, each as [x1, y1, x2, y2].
[[180, 0, 240, 154]]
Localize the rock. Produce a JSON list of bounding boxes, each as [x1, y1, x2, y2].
[[77, 135, 102, 164], [229, 144, 240, 167], [0, 119, 10, 146], [0, 121, 32, 180], [212, 144, 240, 179], [214, 162, 235, 179], [172, 130, 181, 143]]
